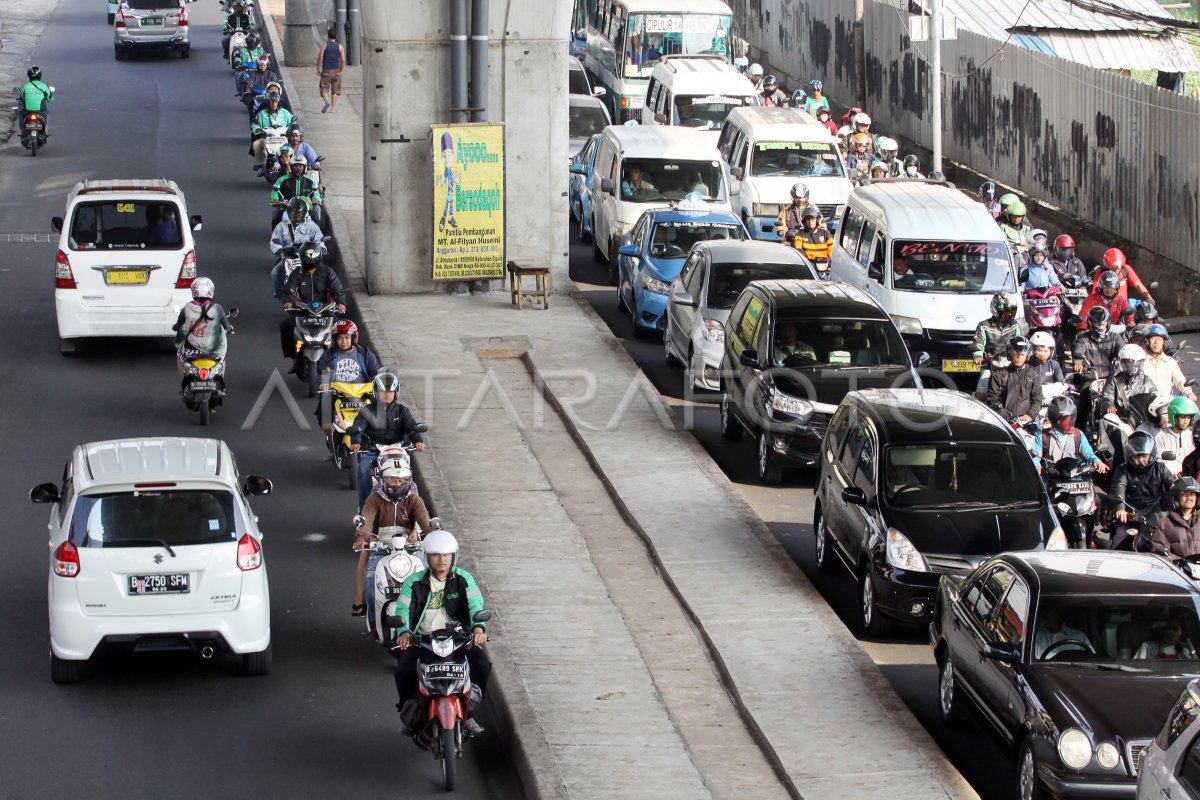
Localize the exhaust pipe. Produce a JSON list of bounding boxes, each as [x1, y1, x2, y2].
[[200, 645, 216, 659]]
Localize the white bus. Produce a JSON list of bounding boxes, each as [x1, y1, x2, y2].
[[572, 0, 736, 124]]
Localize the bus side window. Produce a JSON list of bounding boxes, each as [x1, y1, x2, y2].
[[717, 124, 737, 161]]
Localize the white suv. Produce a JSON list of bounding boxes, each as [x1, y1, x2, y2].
[[31, 438, 273, 683], [50, 179, 202, 355]]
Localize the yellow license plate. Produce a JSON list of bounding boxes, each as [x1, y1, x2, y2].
[[941, 358, 979, 373], [106, 270, 148, 285]]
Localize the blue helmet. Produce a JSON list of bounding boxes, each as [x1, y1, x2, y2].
[[1146, 323, 1169, 340]]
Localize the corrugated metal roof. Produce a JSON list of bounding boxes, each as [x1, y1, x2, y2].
[[1028, 30, 1200, 72], [917, 0, 1175, 35]]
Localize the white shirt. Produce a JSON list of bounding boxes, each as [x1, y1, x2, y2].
[[1144, 353, 1189, 396], [1034, 624, 1091, 660]]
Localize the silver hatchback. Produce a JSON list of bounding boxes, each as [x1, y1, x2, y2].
[[114, 0, 194, 60]]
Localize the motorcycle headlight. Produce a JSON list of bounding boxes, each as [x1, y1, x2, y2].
[[432, 637, 455, 658], [891, 314, 924, 335], [1057, 728, 1093, 770], [1046, 526, 1068, 551], [886, 528, 929, 572], [702, 318, 724, 343], [1095, 741, 1120, 770], [640, 272, 671, 295], [769, 389, 813, 419]]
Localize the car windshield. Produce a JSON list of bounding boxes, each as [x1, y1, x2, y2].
[[891, 240, 1017, 294], [623, 14, 732, 77], [751, 141, 845, 178], [884, 443, 1042, 508], [621, 159, 725, 202], [568, 66, 591, 95], [1033, 596, 1200, 665], [569, 104, 609, 139], [673, 95, 751, 131], [69, 489, 243, 547], [69, 200, 184, 251], [770, 317, 908, 369], [706, 261, 814, 309], [649, 221, 744, 259]]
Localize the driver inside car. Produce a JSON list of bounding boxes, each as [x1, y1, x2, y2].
[[773, 321, 816, 366], [621, 164, 657, 199], [1034, 607, 1093, 660]]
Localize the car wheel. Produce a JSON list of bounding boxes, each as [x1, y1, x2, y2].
[[578, 213, 591, 243], [241, 643, 272, 676], [607, 238, 620, 286], [629, 294, 648, 339], [179, 45, 190, 59], [719, 392, 743, 441], [616, 280, 627, 311], [757, 429, 783, 484], [59, 338, 77, 357], [107, 12, 115, 23], [1018, 737, 1045, 800], [663, 329, 679, 366], [115, 46, 127, 61], [937, 653, 967, 728], [859, 569, 892, 637], [50, 653, 84, 684], [591, 221, 605, 264], [814, 509, 839, 574], [684, 347, 698, 390]]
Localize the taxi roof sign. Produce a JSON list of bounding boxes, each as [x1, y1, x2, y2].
[[674, 192, 710, 213]]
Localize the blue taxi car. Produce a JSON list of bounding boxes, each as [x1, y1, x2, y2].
[[568, 133, 601, 242], [617, 196, 748, 335]]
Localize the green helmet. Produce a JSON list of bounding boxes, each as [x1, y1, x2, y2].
[[1008, 201, 1028, 217], [998, 193, 1018, 209], [1169, 396, 1199, 427]]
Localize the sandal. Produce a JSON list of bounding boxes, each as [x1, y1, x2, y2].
[[351, 603, 367, 617]]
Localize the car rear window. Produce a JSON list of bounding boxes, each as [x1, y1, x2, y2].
[[569, 104, 609, 139], [125, 0, 177, 9], [568, 67, 591, 95], [69, 489, 243, 548], [69, 200, 183, 251], [707, 261, 813, 309]]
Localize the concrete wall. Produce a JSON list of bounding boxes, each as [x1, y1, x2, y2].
[[282, 0, 332, 67], [360, 0, 571, 294]]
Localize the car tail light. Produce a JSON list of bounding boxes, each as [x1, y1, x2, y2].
[[237, 534, 262, 571], [178, 11, 188, 26], [116, 10, 127, 27], [55, 250, 76, 289], [53, 542, 80, 577], [175, 249, 196, 289]]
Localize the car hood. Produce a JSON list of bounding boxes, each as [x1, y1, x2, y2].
[[775, 366, 914, 406], [644, 256, 688, 282], [1026, 665, 1199, 741], [745, 174, 853, 204], [885, 506, 1050, 555]]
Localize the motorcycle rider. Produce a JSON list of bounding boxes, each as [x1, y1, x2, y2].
[[788, 89, 807, 110], [980, 181, 1001, 219], [1077, 270, 1133, 331], [774, 182, 822, 242], [1100, 344, 1157, 423], [747, 63, 764, 91], [1151, 478, 1200, 560], [350, 372, 428, 508], [803, 80, 829, 115], [270, 197, 325, 299], [271, 154, 323, 227], [902, 155, 924, 179], [1109, 430, 1174, 550], [1024, 242, 1063, 290], [972, 291, 1026, 368], [814, 106, 838, 136], [285, 125, 319, 168], [1037, 396, 1109, 478], [1094, 247, 1155, 307], [875, 138, 903, 177], [392, 529, 490, 737], [1139, 396, 1197, 477], [844, 134, 876, 179], [1143, 324, 1196, 401], [1070, 306, 1122, 426], [759, 75, 788, 107], [250, 91, 294, 171], [280, 242, 346, 358], [231, 31, 265, 69], [1029, 331, 1064, 385], [17, 66, 53, 136], [986, 336, 1040, 423], [172, 277, 233, 380], [352, 459, 433, 617], [239, 55, 279, 108], [795, 206, 833, 264], [1000, 200, 1032, 248], [317, 319, 382, 433], [1050, 234, 1089, 280], [222, 1, 254, 59]]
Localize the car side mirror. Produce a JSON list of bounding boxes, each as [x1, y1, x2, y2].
[[983, 642, 1021, 665], [654, 113, 668, 124], [738, 348, 760, 368], [670, 286, 696, 307], [592, 86, 606, 98], [868, 263, 883, 281], [729, 166, 744, 180], [30, 482, 60, 504], [600, 177, 615, 195], [190, 215, 203, 232], [243, 476, 273, 495], [618, 244, 639, 257], [51, 216, 63, 232], [569, 163, 587, 175], [916, 351, 930, 367], [473, 610, 493, 624], [841, 486, 867, 506]]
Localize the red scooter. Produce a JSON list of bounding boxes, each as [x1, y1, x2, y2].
[[1025, 285, 1063, 346]]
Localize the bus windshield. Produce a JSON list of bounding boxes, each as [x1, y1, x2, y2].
[[621, 159, 726, 203], [623, 13, 732, 77], [751, 141, 845, 178], [891, 240, 1017, 294]]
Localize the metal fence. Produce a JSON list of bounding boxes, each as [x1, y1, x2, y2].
[[730, 0, 1200, 272]]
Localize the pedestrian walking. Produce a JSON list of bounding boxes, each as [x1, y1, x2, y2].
[[317, 29, 344, 114]]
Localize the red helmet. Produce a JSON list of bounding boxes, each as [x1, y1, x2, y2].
[[333, 319, 358, 345], [1054, 234, 1075, 249], [1103, 248, 1126, 270]]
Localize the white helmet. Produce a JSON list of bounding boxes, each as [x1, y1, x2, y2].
[[191, 276, 215, 300], [290, 153, 308, 168], [878, 137, 898, 154], [1029, 331, 1055, 349], [378, 459, 411, 481], [853, 112, 872, 127], [1118, 343, 1146, 375], [375, 444, 411, 465], [748, 63, 763, 77], [421, 529, 460, 556]]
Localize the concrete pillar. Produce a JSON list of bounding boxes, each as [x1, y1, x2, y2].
[[361, 0, 571, 294], [283, 0, 332, 68]]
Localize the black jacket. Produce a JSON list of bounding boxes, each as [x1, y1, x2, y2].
[[1110, 461, 1175, 516], [351, 400, 425, 447], [986, 364, 1040, 420], [1072, 332, 1121, 380], [283, 264, 346, 308]]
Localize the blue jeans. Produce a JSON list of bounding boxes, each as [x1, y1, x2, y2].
[[357, 452, 377, 509]]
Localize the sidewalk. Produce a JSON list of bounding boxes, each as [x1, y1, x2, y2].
[[262, 7, 976, 799], [0, 0, 61, 142]]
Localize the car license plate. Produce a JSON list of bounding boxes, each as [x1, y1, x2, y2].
[[105, 269, 148, 285], [423, 662, 466, 680], [1061, 481, 1092, 494], [128, 573, 189, 595], [941, 358, 979, 373], [143, 16, 163, 24]]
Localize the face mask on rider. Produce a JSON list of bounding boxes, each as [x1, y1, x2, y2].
[[384, 480, 411, 501]]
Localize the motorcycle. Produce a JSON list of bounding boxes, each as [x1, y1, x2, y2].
[[354, 515, 438, 643], [385, 609, 494, 792], [287, 301, 338, 397], [12, 86, 54, 157], [180, 308, 238, 426], [226, 27, 248, 68], [258, 123, 289, 169], [348, 434, 427, 505], [1094, 391, 1158, 467], [1025, 285, 1063, 345], [1044, 456, 1097, 549], [327, 381, 373, 488]]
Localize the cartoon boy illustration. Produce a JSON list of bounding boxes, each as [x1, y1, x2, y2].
[[437, 131, 460, 231]]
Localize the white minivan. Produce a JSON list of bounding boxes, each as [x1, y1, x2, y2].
[[589, 125, 730, 283], [641, 55, 759, 135], [827, 179, 1019, 381], [717, 106, 852, 240]]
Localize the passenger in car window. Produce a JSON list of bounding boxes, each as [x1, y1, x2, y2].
[[1135, 613, 1198, 660]]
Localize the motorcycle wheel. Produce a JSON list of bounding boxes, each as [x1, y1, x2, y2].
[[30, 137, 38, 158], [307, 365, 319, 398], [348, 449, 359, 491], [441, 724, 458, 791], [199, 400, 210, 426]]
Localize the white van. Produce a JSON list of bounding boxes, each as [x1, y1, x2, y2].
[[641, 55, 759, 135], [717, 106, 852, 240], [828, 179, 1019, 380], [589, 125, 730, 281]]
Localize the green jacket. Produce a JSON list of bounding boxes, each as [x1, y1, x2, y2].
[[252, 106, 293, 136], [19, 81, 53, 112], [1001, 221, 1032, 247], [392, 566, 486, 637], [232, 45, 266, 65], [271, 173, 322, 205]]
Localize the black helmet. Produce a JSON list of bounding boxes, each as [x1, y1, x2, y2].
[[763, 75, 778, 88], [299, 242, 322, 269], [928, 170, 946, 182], [1006, 336, 1032, 358], [800, 205, 821, 222], [373, 372, 400, 394], [1099, 269, 1120, 292], [1126, 430, 1157, 461], [1171, 477, 1200, 511], [285, 196, 309, 223], [288, 125, 304, 138], [1134, 302, 1159, 323], [246, 32, 262, 47], [1086, 305, 1111, 339], [1047, 396, 1077, 426], [903, 154, 920, 168], [27, 66, 42, 82], [979, 180, 996, 202]]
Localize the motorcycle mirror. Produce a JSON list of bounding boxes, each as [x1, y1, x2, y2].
[[473, 610, 493, 624], [50, 216, 63, 232], [243, 475, 273, 495], [427, 517, 442, 530], [413, 422, 429, 434], [352, 514, 366, 528], [48, 86, 56, 93], [1150, 281, 1160, 290], [190, 214, 203, 231], [228, 307, 240, 318]]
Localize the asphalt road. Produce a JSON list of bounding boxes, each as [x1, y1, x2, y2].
[[0, 2, 520, 797]]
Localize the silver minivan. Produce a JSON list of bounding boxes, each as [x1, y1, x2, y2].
[[1137, 678, 1200, 800], [114, 0, 194, 60]]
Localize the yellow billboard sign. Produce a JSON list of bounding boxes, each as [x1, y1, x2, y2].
[[431, 123, 506, 282]]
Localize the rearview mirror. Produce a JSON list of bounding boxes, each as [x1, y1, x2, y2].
[[983, 642, 1021, 664], [916, 351, 931, 367], [569, 163, 586, 175], [1162, 451, 1178, 462], [1150, 281, 1160, 290], [729, 166, 744, 180], [592, 86, 606, 98], [190, 215, 203, 232], [670, 286, 696, 307], [30, 483, 60, 504], [473, 610, 493, 624], [243, 476, 273, 495], [51, 216, 63, 232], [868, 263, 883, 281], [841, 487, 867, 506], [654, 113, 668, 124], [600, 177, 615, 195], [228, 307, 240, 319]]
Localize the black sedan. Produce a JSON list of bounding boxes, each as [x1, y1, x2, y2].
[[930, 551, 1200, 800]]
